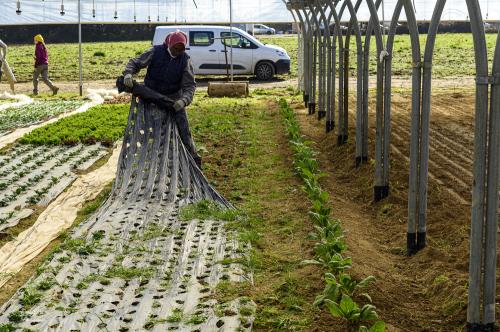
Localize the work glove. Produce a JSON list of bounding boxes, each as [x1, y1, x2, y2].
[[173, 99, 186, 112], [124, 73, 134, 88]]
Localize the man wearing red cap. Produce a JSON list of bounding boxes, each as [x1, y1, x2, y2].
[[123, 31, 201, 168]]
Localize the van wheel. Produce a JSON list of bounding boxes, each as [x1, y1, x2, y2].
[[255, 62, 275, 81]]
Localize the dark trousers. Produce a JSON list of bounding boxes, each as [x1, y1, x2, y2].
[[175, 108, 200, 160]]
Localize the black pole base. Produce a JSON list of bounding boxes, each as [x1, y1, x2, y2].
[[485, 323, 495, 332], [355, 156, 362, 168], [326, 121, 335, 133], [417, 231, 426, 251], [342, 134, 348, 144], [467, 323, 495, 332], [374, 185, 389, 202], [318, 110, 326, 120], [355, 156, 368, 167], [308, 102, 316, 115], [407, 232, 418, 256], [303, 93, 309, 108]]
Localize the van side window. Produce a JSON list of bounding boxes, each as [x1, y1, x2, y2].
[[190, 31, 214, 46], [221, 32, 256, 49]]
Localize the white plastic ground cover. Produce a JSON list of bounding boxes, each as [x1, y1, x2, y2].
[[0, 144, 121, 289], [0, 92, 32, 112], [0, 100, 85, 137], [0, 89, 107, 150], [0, 143, 108, 232], [0, 100, 254, 331]]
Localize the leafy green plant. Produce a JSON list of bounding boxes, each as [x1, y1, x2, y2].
[[315, 273, 376, 306], [166, 308, 183, 323], [325, 295, 379, 332], [7, 310, 28, 323], [0, 323, 16, 332], [19, 288, 42, 309], [279, 99, 383, 329]]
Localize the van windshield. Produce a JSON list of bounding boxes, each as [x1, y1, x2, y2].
[[221, 32, 256, 49]]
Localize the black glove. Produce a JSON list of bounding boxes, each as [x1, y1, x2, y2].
[[116, 75, 175, 111]]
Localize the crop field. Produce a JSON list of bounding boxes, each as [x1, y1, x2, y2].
[[0, 24, 498, 331], [0, 103, 125, 239], [0, 84, 496, 331], [3, 33, 497, 83], [0, 100, 84, 136], [0, 144, 107, 231]]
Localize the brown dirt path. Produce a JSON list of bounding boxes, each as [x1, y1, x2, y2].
[[290, 90, 499, 331]]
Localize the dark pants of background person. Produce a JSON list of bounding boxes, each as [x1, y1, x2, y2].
[[175, 108, 201, 163], [33, 64, 56, 94]]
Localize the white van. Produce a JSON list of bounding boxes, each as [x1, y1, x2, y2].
[[152, 25, 291, 81], [253, 24, 276, 35]]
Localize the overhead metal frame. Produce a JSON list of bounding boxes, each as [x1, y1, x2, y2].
[[286, 0, 500, 329]]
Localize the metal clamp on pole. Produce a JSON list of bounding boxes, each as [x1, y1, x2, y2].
[[476, 74, 500, 86], [379, 49, 390, 63]]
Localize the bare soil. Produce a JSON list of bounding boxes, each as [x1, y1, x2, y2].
[[291, 89, 500, 331]]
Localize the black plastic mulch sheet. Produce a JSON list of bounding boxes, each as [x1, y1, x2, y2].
[[0, 100, 254, 332]]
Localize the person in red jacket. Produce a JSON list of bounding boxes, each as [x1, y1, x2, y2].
[[33, 34, 58, 95]]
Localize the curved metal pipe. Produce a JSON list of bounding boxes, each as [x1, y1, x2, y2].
[[466, 0, 490, 327], [408, 0, 446, 256], [293, 7, 310, 103], [482, 28, 500, 329], [362, 0, 385, 201], [338, 0, 364, 158], [310, 2, 327, 119], [324, 1, 344, 142], [315, 0, 333, 122]]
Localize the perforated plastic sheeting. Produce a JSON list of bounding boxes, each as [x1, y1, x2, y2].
[[0, 100, 253, 331]]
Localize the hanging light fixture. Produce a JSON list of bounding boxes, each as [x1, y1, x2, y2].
[[16, 0, 22, 15], [92, 0, 95, 18], [60, 0, 65, 16], [133, 0, 137, 22], [157, 0, 160, 22], [148, 0, 151, 23], [114, 0, 118, 19]]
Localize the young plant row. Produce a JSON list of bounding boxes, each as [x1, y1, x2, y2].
[[19, 104, 129, 147], [0, 100, 84, 135], [279, 99, 385, 332]]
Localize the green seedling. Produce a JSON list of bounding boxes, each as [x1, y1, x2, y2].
[[325, 295, 379, 332], [19, 288, 42, 309], [7, 310, 29, 323], [166, 308, 183, 323], [314, 273, 376, 306]]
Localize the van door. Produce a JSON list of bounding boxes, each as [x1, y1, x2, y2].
[[220, 31, 256, 75], [188, 30, 219, 75]]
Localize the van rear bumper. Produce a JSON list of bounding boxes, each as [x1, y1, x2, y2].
[[275, 60, 291, 75]]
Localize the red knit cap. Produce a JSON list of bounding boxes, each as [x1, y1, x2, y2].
[[165, 31, 187, 48]]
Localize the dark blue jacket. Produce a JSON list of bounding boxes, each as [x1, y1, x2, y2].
[[144, 44, 189, 96]]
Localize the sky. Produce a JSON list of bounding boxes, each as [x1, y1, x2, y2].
[[0, 0, 499, 25]]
